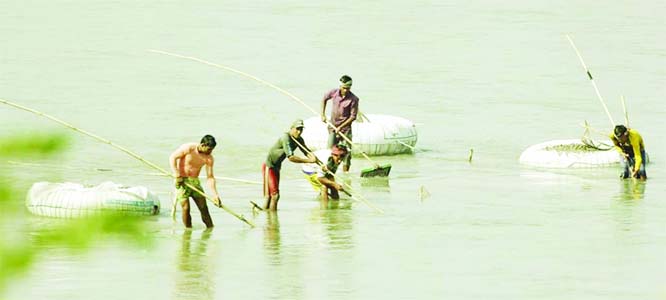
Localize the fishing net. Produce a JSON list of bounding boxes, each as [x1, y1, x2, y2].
[[541, 126, 613, 153]]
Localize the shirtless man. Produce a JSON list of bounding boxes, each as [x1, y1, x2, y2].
[[169, 135, 222, 228]]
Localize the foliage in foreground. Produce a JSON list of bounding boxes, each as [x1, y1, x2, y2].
[[0, 132, 154, 293]]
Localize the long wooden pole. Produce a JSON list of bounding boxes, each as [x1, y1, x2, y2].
[[580, 121, 610, 138], [565, 35, 616, 127], [148, 49, 383, 168], [5, 161, 261, 184], [621, 95, 629, 126], [0, 98, 255, 228]]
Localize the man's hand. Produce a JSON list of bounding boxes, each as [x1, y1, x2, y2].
[[213, 197, 222, 207], [321, 115, 327, 123], [337, 185, 352, 197], [174, 177, 184, 188]]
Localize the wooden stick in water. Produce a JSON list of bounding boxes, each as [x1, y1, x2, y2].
[[621, 95, 629, 126], [6, 161, 262, 185], [580, 121, 610, 138], [171, 191, 178, 220], [398, 141, 416, 151], [565, 35, 616, 127], [0, 98, 255, 228]]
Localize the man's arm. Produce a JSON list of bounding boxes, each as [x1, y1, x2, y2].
[[629, 133, 643, 173], [288, 155, 315, 163], [169, 145, 188, 186], [321, 90, 333, 122], [297, 138, 316, 162], [286, 136, 316, 164], [205, 158, 221, 206], [608, 134, 626, 156]]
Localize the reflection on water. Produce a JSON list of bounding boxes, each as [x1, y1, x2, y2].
[[610, 180, 648, 234], [302, 203, 356, 298], [616, 180, 647, 202], [311, 201, 355, 251], [174, 229, 214, 300], [360, 177, 390, 189], [263, 211, 281, 265], [319, 198, 353, 211]]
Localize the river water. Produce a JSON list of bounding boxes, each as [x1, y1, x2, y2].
[[2, 1, 665, 299]]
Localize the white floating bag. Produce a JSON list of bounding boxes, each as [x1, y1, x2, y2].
[[301, 114, 417, 156], [519, 139, 621, 168], [26, 181, 161, 218]]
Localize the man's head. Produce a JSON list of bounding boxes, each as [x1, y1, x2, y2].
[[339, 75, 352, 93], [330, 144, 348, 164], [290, 119, 305, 138], [198, 134, 217, 154], [614, 125, 628, 141]]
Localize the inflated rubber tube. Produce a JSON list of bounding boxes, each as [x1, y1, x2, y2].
[[519, 139, 622, 168], [301, 114, 417, 156], [26, 181, 161, 218]]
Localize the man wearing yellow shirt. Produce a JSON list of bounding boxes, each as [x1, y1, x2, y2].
[[609, 125, 647, 180]]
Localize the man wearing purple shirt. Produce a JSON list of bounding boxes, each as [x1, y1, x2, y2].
[[320, 75, 359, 173]]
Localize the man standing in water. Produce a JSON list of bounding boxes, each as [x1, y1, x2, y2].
[[610, 125, 647, 180], [321, 75, 359, 173], [170, 135, 222, 228], [263, 119, 317, 210]]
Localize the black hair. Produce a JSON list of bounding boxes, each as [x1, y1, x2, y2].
[[200, 135, 217, 148], [335, 144, 349, 153], [339, 75, 352, 83], [614, 125, 627, 137]]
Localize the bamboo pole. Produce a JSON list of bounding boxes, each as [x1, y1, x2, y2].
[[398, 140, 416, 152], [6, 161, 262, 184], [289, 135, 384, 214], [621, 95, 629, 126], [565, 35, 616, 127], [0, 98, 255, 228], [148, 49, 386, 170], [171, 191, 178, 220], [580, 121, 610, 138]]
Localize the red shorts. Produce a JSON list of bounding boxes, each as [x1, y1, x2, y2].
[[262, 163, 280, 198]]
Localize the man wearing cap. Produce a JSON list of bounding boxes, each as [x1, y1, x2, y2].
[[321, 74, 359, 173], [262, 119, 317, 210], [609, 125, 647, 180]]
